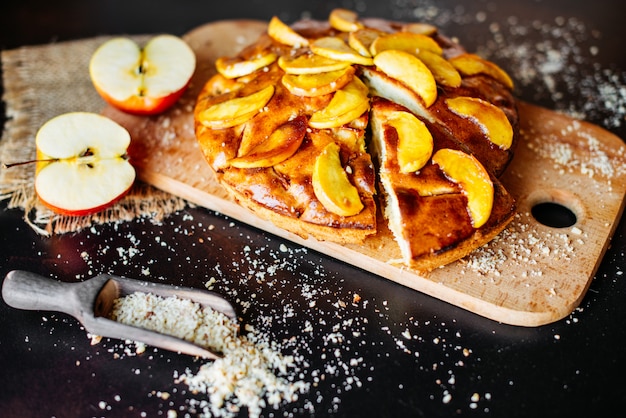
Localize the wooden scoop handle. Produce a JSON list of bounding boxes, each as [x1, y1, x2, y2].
[[2, 270, 82, 316]]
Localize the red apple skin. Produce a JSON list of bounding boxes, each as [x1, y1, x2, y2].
[[93, 82, 191, 116], [36, 183, 134, 217]]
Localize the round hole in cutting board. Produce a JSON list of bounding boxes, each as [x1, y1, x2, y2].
[[527, 189, 583, 229], [531, 202, 577, 228]]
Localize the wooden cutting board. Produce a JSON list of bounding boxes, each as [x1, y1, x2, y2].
[[104, 20, 626, 327]]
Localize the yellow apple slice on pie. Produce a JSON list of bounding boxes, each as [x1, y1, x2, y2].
[[268, 16, 309, 47], [229, 115, 307, 168], [449, 53, 514, 89], [370, 32, 443, 56], [373, 50, 438, 108], [197, 85, 274, 129], [278, 53, 352, 75], [387, 111, 434, 173], [310, 36, 374, 66], [446, 96, 514, 149], [281, 66, 356, 97], [432, 148, 494, 228], [312, 141, 364, 216], [215, 52, 278, 79], [309, 76, 370, 129], [329, 8, 364, 32]]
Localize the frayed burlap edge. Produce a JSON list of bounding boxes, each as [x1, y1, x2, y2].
[[0, 37, 189, 236]]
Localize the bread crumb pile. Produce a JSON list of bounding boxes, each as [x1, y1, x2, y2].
[[110, 292, 309, 418]]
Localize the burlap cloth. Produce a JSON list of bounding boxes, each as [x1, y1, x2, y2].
[[0, 37, 188, 235]]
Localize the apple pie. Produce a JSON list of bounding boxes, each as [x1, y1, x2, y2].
[[194, 9, 518, 272]]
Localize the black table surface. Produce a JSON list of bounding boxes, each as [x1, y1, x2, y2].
[[1, 1, 625, 417]]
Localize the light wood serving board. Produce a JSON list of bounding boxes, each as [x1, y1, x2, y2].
[[104, 20, 626, 327]]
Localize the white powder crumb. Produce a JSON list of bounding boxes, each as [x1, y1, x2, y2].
[[110, 292, 309, 418]]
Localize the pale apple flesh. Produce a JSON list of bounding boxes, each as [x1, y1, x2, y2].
[[89, 35, 196, 115], [34, 112, 135, 216]]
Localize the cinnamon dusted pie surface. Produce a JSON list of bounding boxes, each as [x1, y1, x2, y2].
[[194, 9, 519, 271]]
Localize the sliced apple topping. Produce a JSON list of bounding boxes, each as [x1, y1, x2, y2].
[[432, 148, 494, 228], [310, 36, 374, 66], [401, 22, 438, 36], [197, 85, 274, 129], [449, 53, 514, 89], [387, 111, 433, 173], [446, 96, 514, 149], [268, 16, 309, 47], [373, 50, 438, 107], [215, 52, 278, 79], [35, 112, 135, 216], [370, 32, 443, 57], [281, 66, 355, 97], [229, 116, 307, 168], [278, 53, 352, 75], [329, 8, 364, 32], [348, 28, 381, 57], [312, 142, 364, 217], [309, 76, 370, 129], [415, 50, 461, 88]]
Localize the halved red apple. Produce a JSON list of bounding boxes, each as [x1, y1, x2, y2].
[[89, 35, 196, 115], [34, 112, 136, 216]]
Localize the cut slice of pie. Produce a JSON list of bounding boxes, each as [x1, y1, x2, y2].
[[193, 9, 519, 271]]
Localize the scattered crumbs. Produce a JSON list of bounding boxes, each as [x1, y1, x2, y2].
[[110, 292, 309, 418], [464, 212, 579, 278]]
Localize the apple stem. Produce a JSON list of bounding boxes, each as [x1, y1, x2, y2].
[[2, 158, 59, 169]]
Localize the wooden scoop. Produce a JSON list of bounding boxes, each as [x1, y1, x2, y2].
[[1, 270, 237, 359]]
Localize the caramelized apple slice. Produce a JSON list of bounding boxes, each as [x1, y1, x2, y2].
[[278, 53, 352, 75], [309, 77, 370, 129], [268, 16, 309, 47], [310, 37, 374, 66], [387, 111, 433, 173], [329, 8, 363, 32], [373, 50, 437, 107], [229, 116, 307, 168], [416, 50, 462, 88], [312, 142, 364, 217], [432, 148, 494, 228], [197, 85, 274, 129], [281, 66, 355, 97], [215, 52, 278, 79], [348, 28, 381, 57], [401, 22, 437, 36], [370, 32, 443, 56], [449, 53, 514, 89], [446, 96, 514, 149]]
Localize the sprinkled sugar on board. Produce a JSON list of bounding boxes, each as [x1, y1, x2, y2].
[[104, 21, 626, 327]]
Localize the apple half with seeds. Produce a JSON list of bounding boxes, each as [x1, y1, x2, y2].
[[89, 34, 196, 115], [35, 112, 136, 216]]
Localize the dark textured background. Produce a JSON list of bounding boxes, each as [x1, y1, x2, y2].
[[1, 1, 625, 417]]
